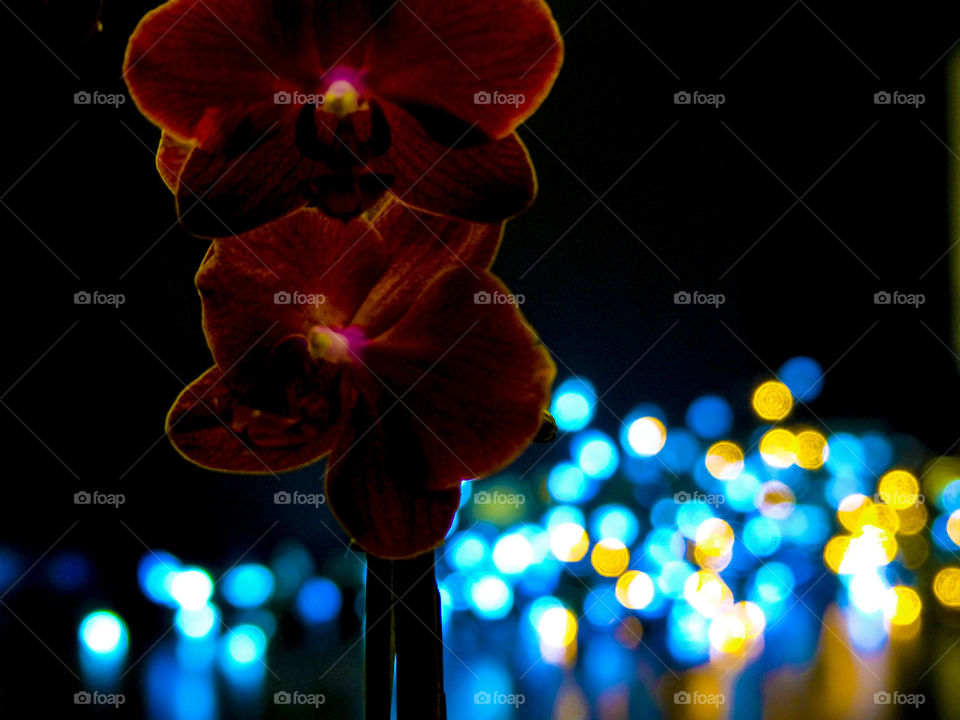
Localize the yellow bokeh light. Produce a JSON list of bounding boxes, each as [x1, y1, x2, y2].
[[615, 570, 655, 610], [755, 480, 795, 519], [838, 526, 897, 574], [947, 510, 960, 546], [684, 571, 734, 619], [824, 535, 850, 574], [837, 494, 874, 532], [733, 601, 766, 639], [878, 470, 920, 510], [883, 586, 922, 626], [549, 522, 590, 563], [705, 441, 745, 480], [694, 546, 733, 572], [751, 381, 794, 421], [537, 606, 579, 648], [895, 502, 928, 536], [709, 613, 748, 654], [898, 534, 929, 569], [871, 504, 901, 536], [934, 567, 960, 608], [795, 430, 829, 470], [591, 538, 630, 577], [695, 518, 735, 557], [759, 428, 798, 468]]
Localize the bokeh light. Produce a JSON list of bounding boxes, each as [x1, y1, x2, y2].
[[878, 470, 921, 510], [591, 538, 630, 577], [686, 395, 734, 439], [170, 568, 214, 611], [296, 577, 342, 624], [795, 430, 829, 470], [705, 441, 745, 480], [221, 564, 274, 609], [551, 378, 596, 432], [624, 416, 667, 457], [759, 428, 798, 468], [549, 522, 590, 563], [751, 381, 793, 421], [80, 611, 128, 656]]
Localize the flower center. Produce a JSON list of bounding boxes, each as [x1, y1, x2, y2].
[[321, 80, 362, 118], [307, 326, 363, 364]]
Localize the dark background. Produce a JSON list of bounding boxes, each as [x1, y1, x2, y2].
[[1, 0, 959, 714]]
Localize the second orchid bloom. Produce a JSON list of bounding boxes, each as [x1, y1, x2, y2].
[[166, 204, 555, 558]]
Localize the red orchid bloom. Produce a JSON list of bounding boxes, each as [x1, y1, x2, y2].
[[166, 204, 555, 558], [124, 0, 564, 236]]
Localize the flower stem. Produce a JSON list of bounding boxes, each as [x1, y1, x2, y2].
[[394, 551, 446, 720], [364, 555, 396, 720], [364, 551, 446, 720]]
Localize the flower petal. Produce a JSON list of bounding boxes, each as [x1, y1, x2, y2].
[[380, 102, 536, 222], [325, 393, 462, 558], [157, 132, 192, 193], [367, 0, 563, 138], [124, 0, 316, 144], [354, 202, 503, 335], [198, 210, 387, 390], [361, 267, 555, 490], [166, 366, 339, 473]]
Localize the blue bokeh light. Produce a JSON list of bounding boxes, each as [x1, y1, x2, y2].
[[221, 564, 275, 609], [685, 395, 734, 439], [296, 577, 342, 625], [572, 431, 620, 480], [590, 504, 640, 546], [550, 378, 596, 432], [777, 356, 824, 402]]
